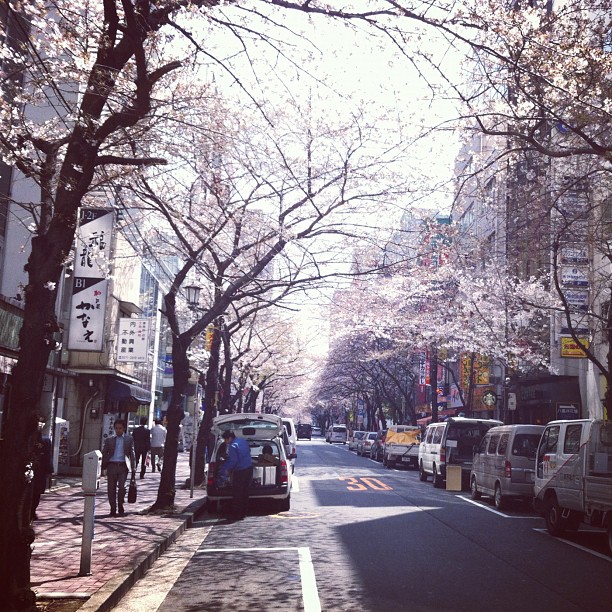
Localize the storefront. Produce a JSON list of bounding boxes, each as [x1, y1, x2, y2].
[[513, 375, 581, 425]]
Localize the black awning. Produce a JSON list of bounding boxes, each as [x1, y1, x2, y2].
[[108, 379, 152, 404]]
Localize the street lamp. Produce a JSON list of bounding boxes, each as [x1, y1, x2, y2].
[[184, 284, 201, 309]]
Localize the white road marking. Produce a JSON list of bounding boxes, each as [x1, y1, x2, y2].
[[197, 546, 321, 611], [458, 495, 541, 518], [113, 526, 213, 611], [533, 528, 612, 562]]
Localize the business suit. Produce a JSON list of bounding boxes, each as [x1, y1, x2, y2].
[[102, 429, 136, 516]]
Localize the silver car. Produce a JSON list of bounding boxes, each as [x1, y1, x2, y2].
[[348, 430, 366, 451], [357, 432, 377, 456]]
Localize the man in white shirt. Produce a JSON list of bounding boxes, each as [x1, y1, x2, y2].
[[150, 419, 167, 472]]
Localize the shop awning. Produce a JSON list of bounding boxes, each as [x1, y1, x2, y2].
[[108, 379, 152, 404]]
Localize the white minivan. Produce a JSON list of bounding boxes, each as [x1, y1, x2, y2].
[[419, 417, 503, 488], [326, 424, 347, 444]]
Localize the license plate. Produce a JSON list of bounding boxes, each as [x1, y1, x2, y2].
[[402, 457, 411, 462]]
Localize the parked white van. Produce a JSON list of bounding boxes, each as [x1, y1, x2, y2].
[[418, 417, 503, 488], [326, 424, 347, 444], [470, 424, 545, 509], [534, 419, 612, 552]]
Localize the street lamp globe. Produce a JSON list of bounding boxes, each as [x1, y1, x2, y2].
[[184, 284, 201, 308]]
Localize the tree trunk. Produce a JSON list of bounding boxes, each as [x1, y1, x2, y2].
[[0, 232, 69, 609], [151, 333, 191, 510], [193, 319, 221, 486], [219, 323, 233, 414], [430, 348, 438, 423]]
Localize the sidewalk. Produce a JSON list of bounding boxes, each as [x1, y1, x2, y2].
[[31, 452, 207, 612]]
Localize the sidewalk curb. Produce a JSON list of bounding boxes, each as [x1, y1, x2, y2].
[[78, 498, 207, 612]]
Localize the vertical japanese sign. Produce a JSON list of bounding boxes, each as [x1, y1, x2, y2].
[[116, 318, 149, 362], [67, 209, 114, 351]]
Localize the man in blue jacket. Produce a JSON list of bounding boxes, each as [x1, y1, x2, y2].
[[220, 430, 253, 519]]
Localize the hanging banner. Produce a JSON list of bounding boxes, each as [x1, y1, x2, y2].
[[68, 208, 114, 352], [116, 318, 149, 362], [74, 208, 114, 277], [67, 278, 108, 350]]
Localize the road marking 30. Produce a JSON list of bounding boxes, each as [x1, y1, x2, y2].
[[339, 477, 393, 491]]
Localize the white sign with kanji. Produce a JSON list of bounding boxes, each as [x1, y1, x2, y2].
[[67, 278, 108, 350], [116, 318, 149, 363]]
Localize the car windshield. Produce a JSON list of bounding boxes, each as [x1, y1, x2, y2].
[[368, 433, 377, 440], [333, 427, 345, 433], [354, 432, 365, 439]]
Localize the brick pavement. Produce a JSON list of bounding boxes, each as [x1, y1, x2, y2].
[[30, 452, 207, 611]]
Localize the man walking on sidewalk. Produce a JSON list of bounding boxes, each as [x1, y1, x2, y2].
[[101, 419, 136, 517], [133, 416, 151, 479], [150, 419, 167, 472]]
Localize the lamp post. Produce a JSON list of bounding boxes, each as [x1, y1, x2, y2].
[[183, 283, 201, 495]]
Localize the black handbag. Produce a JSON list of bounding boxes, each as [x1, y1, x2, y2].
[[127, 475, 137, 504]]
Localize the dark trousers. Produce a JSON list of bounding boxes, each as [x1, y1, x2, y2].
[[231, 466, 253, 518], [135, 449, 148, 477], [107, 462, 128, 512]]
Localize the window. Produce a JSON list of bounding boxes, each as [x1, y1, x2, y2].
[[511, 434, 541, 459], [563, 424, 582, 454], [537, 426, 559, 478], [488, 434, 500, 454], [497, 434, 509, 455], [425, 428, 434, 443], [432, 427, 443, 444], [477, 436, 489, 454]]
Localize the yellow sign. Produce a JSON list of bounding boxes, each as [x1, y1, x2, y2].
[[461, 353, 490, 387], [560, 337, 589, 358]]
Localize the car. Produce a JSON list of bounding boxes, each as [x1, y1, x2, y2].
[[357, 431, 377, 456], [326, 424, 347, 443], [312, 426, 322, 436], [348, 430, 366, 451], [297, 423, 312, 440], [282, 417, 298, 472], [206, 413, 292, 513], [470, 424, 545, 509], [369, 430, 387, 461]]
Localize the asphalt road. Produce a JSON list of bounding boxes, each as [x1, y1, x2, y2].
[[115, 437, 612, 612]]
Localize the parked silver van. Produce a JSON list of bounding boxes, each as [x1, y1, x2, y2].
[[470, 424, 545, 509], [418, 417, 503, 488]]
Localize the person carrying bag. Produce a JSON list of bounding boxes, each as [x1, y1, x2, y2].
[[127, 473, 137, 504]]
